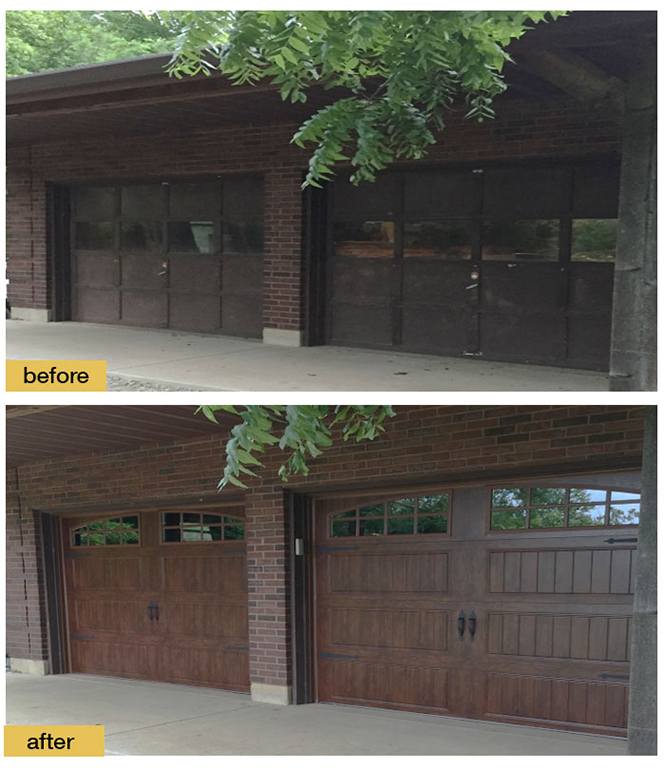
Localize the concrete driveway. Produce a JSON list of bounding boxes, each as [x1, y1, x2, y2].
[[7, 673, 625, 755], [6, 321, 608, 391]]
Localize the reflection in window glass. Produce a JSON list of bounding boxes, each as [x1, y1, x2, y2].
[[72, 515, 140, 547], [418, 515, 448, 534], [529, 488, 566, 506], [224, 525, 245, 540], [611, 491, 640, 502], [388, 517, 414, 535], [568, 505, 606, 526], [609, 503, 640, 525], [389, 498, 415, 515], [331, 510, 356, 519], [419, 494, 449, 513], [571, 219, 617, 262], [333, 221, 394, 258], [529, 507, 565, 528], [75, 221, 114, 250], [403, 221, 472, 260], [570, 488, 608, 504], [360, 519, 384, 536], [169, 222, 215, 253], [360, 503, 384, 517], [332, 520, 356, 537], [482, 220, 559, 261], [492, 489, 528, 508], [121, 222, 162, 251], [222, 222, 264, 253], [491, 509, 527, 530]]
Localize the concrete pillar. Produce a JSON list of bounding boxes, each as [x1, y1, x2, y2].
[[627, 405, 657, 754], [609, 44, 657, 391]]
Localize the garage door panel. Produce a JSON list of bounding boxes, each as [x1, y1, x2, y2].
[[170, 295, 221, 332], [73, 598, 149, 635], [487, 548, 636, 595], [327, 551, 448, 594], [484, 673, 628, 731], [161, 554, 246, 592], [164, 646, 249, 691], [321, 659, 451, 713], [163, 602, 247, 641], [75, 252, 119, 286], [486, 612, 632, 662], [74, 288, 119, 323], [329, 608, 448, 652], [330, 302, 392, 346], [121, 290, 168, 327], [71, 557, 143, 591], [71, 639, 149, 678]]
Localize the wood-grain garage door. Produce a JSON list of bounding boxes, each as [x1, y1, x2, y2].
[[315, 472, 640, 735], [70, 176, 263, 336], [62, 507, 249, 691]]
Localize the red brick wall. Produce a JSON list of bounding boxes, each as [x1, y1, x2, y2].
[[6, 468, 49, 663], [6, 406, 643, 684], [6, 96, 620, 328]]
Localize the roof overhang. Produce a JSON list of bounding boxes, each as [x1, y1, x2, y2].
[[6, 405, 240, 467], [5, 11, 656, 147]]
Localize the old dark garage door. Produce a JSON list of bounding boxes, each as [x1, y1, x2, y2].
[[70, 176, 263, 336], [326, 162, 619, 370], [314, 472, 640, 735], [62, 506, 249, 691]]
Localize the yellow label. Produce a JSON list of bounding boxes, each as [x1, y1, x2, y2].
[[4, 725, 105, 756], [6, 361, 107, 391]]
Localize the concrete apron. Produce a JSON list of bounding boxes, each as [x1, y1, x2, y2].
[[7, 674, 626, 756], [6, 321, 609, 392]]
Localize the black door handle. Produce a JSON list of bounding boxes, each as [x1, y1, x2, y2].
[[468, 612, 477, 641], [147, 602, 154, 623], [154, 601, 159, 623], [457, 611, 466, 641]]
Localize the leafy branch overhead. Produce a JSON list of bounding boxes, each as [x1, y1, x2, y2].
[[198, 405, 396, 488], [165, 10, 568, 186]]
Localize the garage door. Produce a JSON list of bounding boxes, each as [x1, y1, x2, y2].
[[327, 162, 618, 370], [315, 474, 640, 735], [70, 176, 263, 336], [62, 507, 249, 691]]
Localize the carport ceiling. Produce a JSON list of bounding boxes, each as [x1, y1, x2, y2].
[[5, 11, 655, 147], [6, 405, 240, 467]]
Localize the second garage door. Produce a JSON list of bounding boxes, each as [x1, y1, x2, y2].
[[62, 506, 249, 691], [315, 473, 640, 735]]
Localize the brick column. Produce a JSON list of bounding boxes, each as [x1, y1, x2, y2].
[[7, 147, 51, 320], [262, 167, 305, 346], [245, 486, 292, 704], [6, 469, 50, 673]]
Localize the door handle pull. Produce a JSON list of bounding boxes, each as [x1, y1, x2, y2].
[[457, 611, 466, 641], [468, 612, 477, 641], [147, 603, 154, 623], [157, 270, 168, 276], [154, 602, 159, 623]]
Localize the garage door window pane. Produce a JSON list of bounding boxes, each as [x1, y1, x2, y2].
[[75, 221, 114, 250], [72, 516, 140, 547], [570, 488, 608, 504], [224, 524, 245, 540], [571, 219, 617, 262], [164, 528, 181, 542], [332, 520, 356, 537], [611, 491, 640, 502], [389, 498, 415, 515], [360, 503, 384, 517], [388, 517, 415, 535], [418, 515, 448, 534], [491, 509, 527, 530], [482, 220, 559, 261], [360, 519, 384, 536], [529, 507, 565, 528], [419, 494, 449, 513], [492, 489, 528, 508], [223, 223, 264, 253], [404, 221, 472, 260], [568, 505, 606, 526], [169, 222, 215, 253], [609, 503, 640, 525], [163, 513, 180, 526], [121, 222, 163, 251], [530, 488, 566, 506], [333, 221, 394, 258]]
